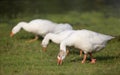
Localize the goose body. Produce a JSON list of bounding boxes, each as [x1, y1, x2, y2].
[[57, 29, 114, 65], [41, 30, 75, 48], [10, 19, 73, 40], [52, 23, 73, 34]]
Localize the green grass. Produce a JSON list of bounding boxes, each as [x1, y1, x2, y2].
[[0, 11, 120, 75]]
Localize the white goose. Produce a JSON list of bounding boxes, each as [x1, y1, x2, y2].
[[41, 30, 83, 55], [57, 29, 114, 65], [10, 19, 72, 42], [41, 30, 73, 51]]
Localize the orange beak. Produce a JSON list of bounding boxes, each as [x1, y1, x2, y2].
[[57, 57, 62, 65], [10, 32, 14, 37]]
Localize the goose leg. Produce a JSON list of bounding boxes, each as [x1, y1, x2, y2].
[[89, 53, 96, 63], [27, 35, 39, 43], [82, 54, 87, 63], [80, 50, 82, 57], [66, 49, 69, 56]]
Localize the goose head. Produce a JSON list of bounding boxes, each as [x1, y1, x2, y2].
[[10, 22, 27, 37], [57, 50, 66, 65]]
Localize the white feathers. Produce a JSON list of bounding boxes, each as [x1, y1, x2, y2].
[[12, 22, 27, 34], [41, 30, 75, 47], [59, 29, 114, 60], [52, 23, 73, 34], [11, 19, 72, 37]]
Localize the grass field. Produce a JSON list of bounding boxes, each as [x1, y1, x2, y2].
[[0, 11, 120, 75]]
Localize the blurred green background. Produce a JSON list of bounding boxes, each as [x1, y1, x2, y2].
[[0, 0, 120, 18], [0, 0, 120, 75]]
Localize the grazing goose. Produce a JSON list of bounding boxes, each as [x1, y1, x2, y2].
[[41, 30, 83, 55], [57, 29, 114, 65], [10, 19, 72, 42], [41, 30, 74, 51]]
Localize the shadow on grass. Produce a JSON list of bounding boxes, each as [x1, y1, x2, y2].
[[18, 35, 43, 41], [95, 55, 120, 61], [70, 55, 119, 62]]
